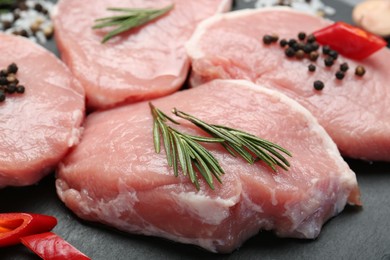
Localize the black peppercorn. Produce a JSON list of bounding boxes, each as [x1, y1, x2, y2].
[[6, 84, 16, 94], [295, 50, 305, 59], [34, 3, 44, 12], [324, 57, 334, 67], [280, 39, 288, 47], [285, 47, 296, 57], [335, 71, 345, 80], [313, 80, 324, 90], [355, 66, 366, 76], [307, 34, 316, 43], [263, 35, 273, 45], [311, 42, 320, 51], [271, 34, 279, 42], [0, 77, 8, 85], [303, 44, 313, 54], [7, 63, 18, 74], [298, 32, 306, 41], [308, 64, 316, 72], [288, 39, 297, 47], [328, 50, 339, 59], [309, 51, 319, 61], [0, 70, 7, 77], [340, 62, 349, 72], [322, 45, 331, 55], [16, 85, 25, 93]]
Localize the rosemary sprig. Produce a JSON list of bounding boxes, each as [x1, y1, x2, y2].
[[150, 103, 292, 190], [150, 103, 225, 190], [172, 109, 292, 171], [93, 4, 174, 43]]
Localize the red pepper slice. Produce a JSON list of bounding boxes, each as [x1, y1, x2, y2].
[[0, 213, 57, 247], [313, 21, 387, 60], [20, 232, 91, 260]]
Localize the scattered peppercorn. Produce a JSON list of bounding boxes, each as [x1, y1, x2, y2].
[[285, 47, 296, 57], [0, 91, 5, 102], [313, 80, 324, 90], [0, 77, 8, 85], [271, 34, 279, 43], [328, 50, 339, 59], [16, 85, 25, 94], [298, 32, 306, 41], [335, 71, 345, 80], [307, 34, 316, 43], [280, 39, 288, 47], [355, 66, 366, 76], [309, 51, 319, 61], [263, 35, 274, 45], [7, 63, 18, 74], [304, 44, 315, 54], [308, 64, 316, 72], [288, 39, 297, 47], [311, 42, 320, 51], [340, 62, 349, 72], [322, 45, 331, 55], [324, 57, 334, 67], [295, 50, 305, 59], [6, 84, 16, 94]]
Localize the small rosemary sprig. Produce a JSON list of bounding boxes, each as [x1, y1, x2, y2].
[[150, 103, 292, 190], [150, 103, 225, 190], [93, 4, 174, 43], [172, 109, 292, 171]]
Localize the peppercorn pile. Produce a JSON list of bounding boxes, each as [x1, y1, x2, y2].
[[0, 63, 25, 102], [263, 32, 366, 91], [0, 0, 54, 44]]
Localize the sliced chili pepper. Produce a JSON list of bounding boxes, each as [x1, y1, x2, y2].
[[0, 213, 57, 247], [313, 22, 387, 60], [20, 232, 91, 260]]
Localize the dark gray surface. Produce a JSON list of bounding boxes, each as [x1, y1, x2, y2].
[[1, 1, 390, 259]]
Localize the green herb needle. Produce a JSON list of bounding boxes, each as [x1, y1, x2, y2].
[[93, 4, 174, 43]]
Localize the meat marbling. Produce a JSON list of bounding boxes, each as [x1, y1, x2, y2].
[[186, 8, 390, 161], [57, 79, 360, 253], [53, 0, 232, 110], [0, 33, 85, 188]]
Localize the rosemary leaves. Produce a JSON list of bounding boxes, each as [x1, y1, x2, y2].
[[93, 4, 174, 43], [150, 103, 292, 190]]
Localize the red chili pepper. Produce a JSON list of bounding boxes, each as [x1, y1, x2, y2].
[[313, 21, 387, 60], [0, 213, 57, 247], [20, 232, 91, 260]]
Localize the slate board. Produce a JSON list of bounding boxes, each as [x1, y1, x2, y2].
[[1, 1, 390, 259]]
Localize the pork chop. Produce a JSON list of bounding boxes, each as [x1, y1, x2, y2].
[[56, 79, 360, 253], [186, 8, 390, 161], [52, 0, 232, 110], [0, 33, 85, 188]]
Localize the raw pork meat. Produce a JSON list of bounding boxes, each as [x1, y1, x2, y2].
[[186, 8, 390, 161], [0, 33, 85, 188], [53, 0, 232, 110], [56, 79, 360, 253]]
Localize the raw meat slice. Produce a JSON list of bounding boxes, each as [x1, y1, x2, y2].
[[0, 33, 85, 188], [186, 8, 390, 161], [52, 0, 232, 110], [56, 79, 360, 253]]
